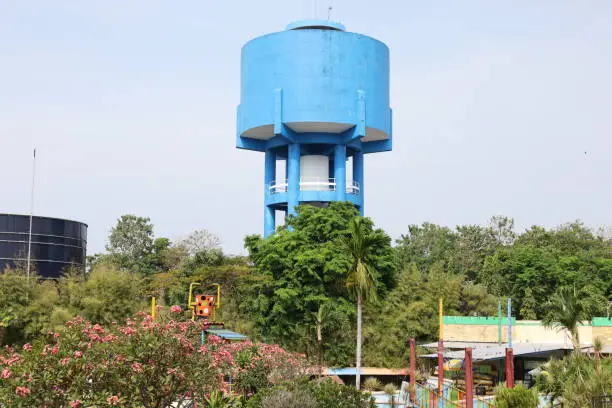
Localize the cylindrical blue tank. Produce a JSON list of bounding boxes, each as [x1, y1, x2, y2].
[[236, 20, 393, 236]]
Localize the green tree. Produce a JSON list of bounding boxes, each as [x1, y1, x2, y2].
[[107, 214, 155, 260], [243, 203, 395, 367], [342, 217, 389, 389], [0, 268, 31, 345], [542, 285, 600, 350], [536, 353, 612, 408], [519, 287, 538, 320], [396, 223, 457, 273]]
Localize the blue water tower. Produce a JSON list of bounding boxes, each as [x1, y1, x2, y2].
[[237, 20, 392, 237]]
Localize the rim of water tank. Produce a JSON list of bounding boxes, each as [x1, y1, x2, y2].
[[285, 19, 346, 31]]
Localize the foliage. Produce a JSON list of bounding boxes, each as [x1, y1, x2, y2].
[[362, 264, 496, 367], [494, 384, 538, 408], [0, 313, 309, 407], [243, 203, 395, 366], [342, 217, 389, 388], [0, 314, 217, 407], [397, 218, 610, 321], [0, 266, 145, 346], [260, 387, 317, 408], [542, 285, 603, 349], [248, 379, 376, 408], [363, 377, 382, 391], [535, 353, 612, 408], [106, 215, 155, 263]]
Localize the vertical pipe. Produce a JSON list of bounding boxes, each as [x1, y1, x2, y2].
[[439, 298, 444, 341], [505, 348, 514, 388], [465, 347, 473, 408], [334, 145, 346, 200], [498, 300, 502, 383], [410, 338, 416, 403], [507, 298, 512, 349], [264, 150, 276, 237], [438, 298, 444, 406], [151, 297, 156, 320], [287, 143, 301, 218], [27, 148, 36, 284], [353, 150, 364, 214], [498, 301, 502, 345]]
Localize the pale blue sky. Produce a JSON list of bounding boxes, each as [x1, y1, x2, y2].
[[1, 1, 611, 255]]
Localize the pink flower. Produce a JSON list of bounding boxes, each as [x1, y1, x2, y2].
[[120, 327, 136, 336], [73, 350, 83, 358], [131, 362, 143, 373], [2, 368, 11, 379], [170, 305, 182, 313], [207, 335, 222, 345], [15, 386, 31, 397], [22, 343, 32, 352], [107, 395, 120, 405], [51, 345, 60, 355], [70, 400, 82, 408], [60, 358, 71, 366]]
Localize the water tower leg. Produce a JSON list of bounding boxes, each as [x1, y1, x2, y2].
[[334, 145, 346, 200], [287, 143, 301, 218], [264, 206, 275, 237], [264, 150, 276, 237], [353, 150, 364, 214]]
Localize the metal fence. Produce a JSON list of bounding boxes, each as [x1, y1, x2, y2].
[[413, 383, 495, 408]]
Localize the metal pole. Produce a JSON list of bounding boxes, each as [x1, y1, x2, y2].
[[505, 348, 514, 388], [438, 298, 444, 407], [410, 338, 416, 403], [507, 298, 512, 349], [465, 347, 473, 408], [151, 297, 156, 320], [26, 148, 36, 283], [498, 301, 502, 344], [497, 300, 502, 383]]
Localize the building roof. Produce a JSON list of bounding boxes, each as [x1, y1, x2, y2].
[[323, 367, 408, 376], [421, 341, 498, 350], [205, 329, 248, 341], [420, 342, 574, 362]]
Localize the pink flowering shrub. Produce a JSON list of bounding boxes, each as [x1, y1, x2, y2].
[[0, 313, 310, 407], [209, 339, 311, 396]]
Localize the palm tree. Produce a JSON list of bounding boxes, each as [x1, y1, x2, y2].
[[342, 217, 386, 390], [542, 286, 593, 351]]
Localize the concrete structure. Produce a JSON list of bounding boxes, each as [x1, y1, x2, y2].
[[0, 213, 87, 278], [236, 19, 392, 236], [442, 316, 612, 348]]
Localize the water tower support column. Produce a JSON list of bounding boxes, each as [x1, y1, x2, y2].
[[264, 150, 276, 237], [287, 143, 301, 217], [353, 150, 364, 214], [334, 145, 346, 201]]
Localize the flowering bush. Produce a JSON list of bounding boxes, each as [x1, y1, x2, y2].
[[0, 311, 310, 407]]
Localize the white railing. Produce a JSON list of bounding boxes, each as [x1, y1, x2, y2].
[[267, 178, 360, 195]]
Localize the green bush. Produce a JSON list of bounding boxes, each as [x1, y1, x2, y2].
[[248, 379, 376, 408], [363, 377, 382, 391], [494, 384, 538, 408]]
